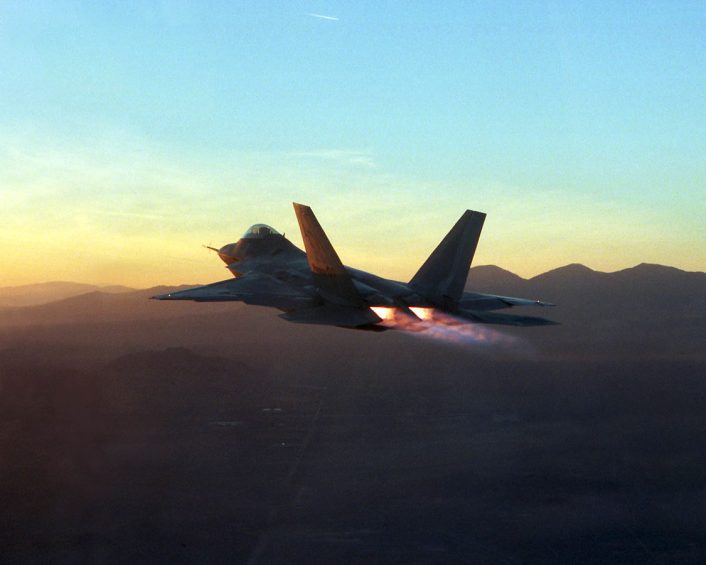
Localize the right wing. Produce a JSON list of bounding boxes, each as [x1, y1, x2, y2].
[[460, 292, 555, 311], [151, 273, 313, 310]]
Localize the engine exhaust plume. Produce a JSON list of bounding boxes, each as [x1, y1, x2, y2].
[[371, 307, 520, 347]]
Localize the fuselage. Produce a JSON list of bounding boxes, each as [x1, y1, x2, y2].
[[153, 212, 556, 329], [215, 231, 428, 312]]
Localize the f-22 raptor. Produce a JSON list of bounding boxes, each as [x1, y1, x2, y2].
[[154, 203, 556, 330]]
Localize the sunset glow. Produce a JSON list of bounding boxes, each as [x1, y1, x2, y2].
[[1, 3, 704, 287]]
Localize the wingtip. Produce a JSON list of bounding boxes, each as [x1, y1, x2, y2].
[[150, 291, 178, 300]]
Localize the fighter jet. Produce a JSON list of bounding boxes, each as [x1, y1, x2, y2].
[[153, 203, 556, 330]]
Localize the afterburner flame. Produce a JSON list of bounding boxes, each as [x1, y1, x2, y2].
[[370, 306, 396, 320], [369, 306, 519, 347], [368, 305, 519, 347], [409, 306, 434, 320]]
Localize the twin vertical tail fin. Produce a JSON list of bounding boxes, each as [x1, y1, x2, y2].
[[288, 203, 484, 325], [288, 203, 381, 327], [292, 202, 365, 307], [409, 210, 486, 307]]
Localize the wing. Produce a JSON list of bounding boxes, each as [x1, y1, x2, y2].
[[456, 309, 558, 326], [151, 273, 313, 310], [460, 292, 555, 311]]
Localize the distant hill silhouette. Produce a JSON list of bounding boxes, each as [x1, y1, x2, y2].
[[464, 265, 526, 294], [0, 263, 703, 360], [0, 281, 133, 308], [0, 285, 244, 325], [531, 263, 706, 318], [468, 263, 706, 317]]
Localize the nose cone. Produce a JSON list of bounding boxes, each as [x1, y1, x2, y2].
[[217, 243, 239, 265]]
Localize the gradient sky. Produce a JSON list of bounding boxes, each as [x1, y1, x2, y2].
[[1, 1, 704, 287]]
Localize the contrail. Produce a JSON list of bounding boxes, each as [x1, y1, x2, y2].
[[309, 13, 339, 21]]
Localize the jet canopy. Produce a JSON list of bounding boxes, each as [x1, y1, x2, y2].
[[242, 224, 281, 239]]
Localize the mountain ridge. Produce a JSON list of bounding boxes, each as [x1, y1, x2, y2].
[[3, 262, 704, 299], [0, 285, 243, 326], [0, 263, 703, 328], [0, 280, 135, 308], [468, 262, 706, 293]]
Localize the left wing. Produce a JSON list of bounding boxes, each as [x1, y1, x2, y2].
[[151, 273, 313, 310]]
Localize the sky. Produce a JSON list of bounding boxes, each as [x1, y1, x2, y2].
[[1, 1, 704, 287]]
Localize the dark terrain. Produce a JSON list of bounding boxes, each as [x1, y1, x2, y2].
[[1, 264, 705, 563]]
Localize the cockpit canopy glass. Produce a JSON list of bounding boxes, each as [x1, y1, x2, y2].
[[242, 224, 281, 239]]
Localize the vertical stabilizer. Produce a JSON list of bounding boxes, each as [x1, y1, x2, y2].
[[409, 210, 486, 306], [293, 202, 366, 308]]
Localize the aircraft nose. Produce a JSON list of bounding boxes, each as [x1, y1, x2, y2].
[[217, 244, 239, 265]]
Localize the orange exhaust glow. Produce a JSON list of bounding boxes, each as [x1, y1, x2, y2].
[[409, 306, 434, 320], [370, 305, 520, 347], [370, 306, 396, 320]]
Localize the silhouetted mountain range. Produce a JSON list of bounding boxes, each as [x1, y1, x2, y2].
[[0, 280, 133, 308], [0, 263, 703, 363], [0, 285, 243, 325], [1, 263, 703, 329], [470, 262, 705, 296], [469, 262, 706, 318]]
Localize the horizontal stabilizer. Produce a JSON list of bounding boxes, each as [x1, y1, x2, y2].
[[280, 305, 381, 327], [457, 309, 558, 327], [293, 203, 366, 308]]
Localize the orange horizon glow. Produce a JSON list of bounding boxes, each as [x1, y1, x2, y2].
[[1, 4, 704, 289], [1, 136, 703, 289]]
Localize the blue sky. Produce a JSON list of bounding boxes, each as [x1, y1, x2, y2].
[[1, 1, 704, 286]]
